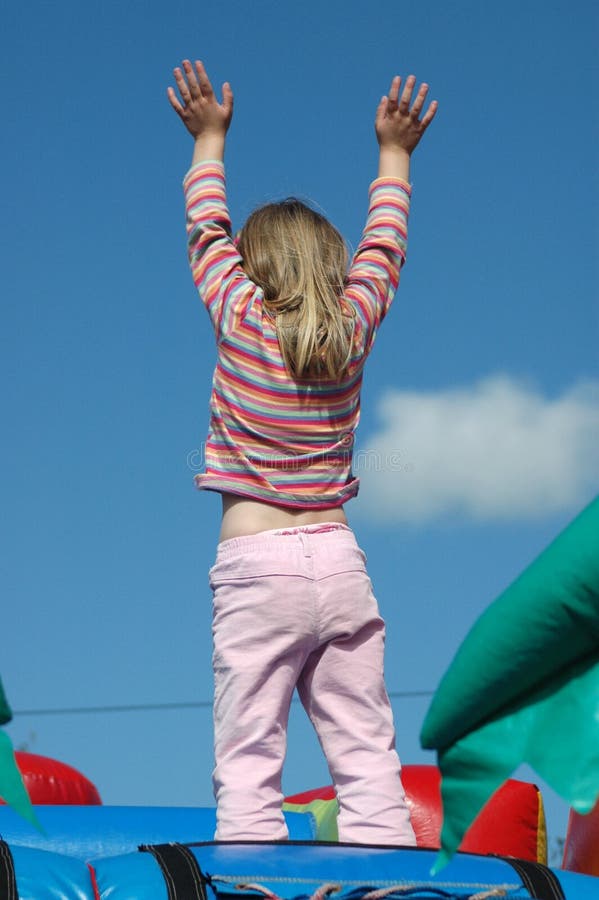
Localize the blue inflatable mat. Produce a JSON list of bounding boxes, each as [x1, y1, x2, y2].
[[0, 805, 315, 860], [92, 842, 599, 900], [8, 844, 95, 900]]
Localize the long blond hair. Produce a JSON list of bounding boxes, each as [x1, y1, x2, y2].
[[237, 199, 355, 380]]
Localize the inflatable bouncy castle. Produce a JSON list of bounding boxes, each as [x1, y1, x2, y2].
[[0, 751, 585, 898], [0, 752, 597, 897], [1, 497, 598, 898]]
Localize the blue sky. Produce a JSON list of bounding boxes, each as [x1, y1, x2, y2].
[[2, 0, 597, 860]]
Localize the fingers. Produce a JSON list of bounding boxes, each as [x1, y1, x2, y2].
[[407, 80, 438, 131], [182, 59, 202, 99], [170, 59, 227, 108], [386, 73, 438, 128], [374, 94, 388, 133], [172, 59, 211, 104], [387, 75, 401, 109], [398, 74, 416, 114], [221, 81, 234, 117], [166, 85, 186, 117], [194, 60, 214, 98], [420, 99, 439, 131], [173, 66, 192, 104], [410, 82, 429, 119]]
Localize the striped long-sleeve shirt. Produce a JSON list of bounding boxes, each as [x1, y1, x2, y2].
[[184, 161, 411, 508]]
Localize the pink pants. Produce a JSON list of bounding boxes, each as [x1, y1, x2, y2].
[[208, 523, 416, 845]]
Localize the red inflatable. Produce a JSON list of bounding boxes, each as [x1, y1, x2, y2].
[[285, 764, 546, 862], [562, 800, 599, 876], [5, 752, 102, 805]]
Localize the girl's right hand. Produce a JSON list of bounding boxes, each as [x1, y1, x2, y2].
[[375, 75, 437, 156]]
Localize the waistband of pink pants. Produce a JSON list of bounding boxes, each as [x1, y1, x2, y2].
[[216, 522, 352, 554]]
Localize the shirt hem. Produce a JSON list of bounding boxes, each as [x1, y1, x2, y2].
[[194, 477, 359, 510]]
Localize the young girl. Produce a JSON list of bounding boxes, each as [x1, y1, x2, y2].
[[167, 60, 437, 845]]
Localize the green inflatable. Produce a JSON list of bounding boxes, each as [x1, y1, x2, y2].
[[0, 676, 39, 828], [421, 495, 599, 868]]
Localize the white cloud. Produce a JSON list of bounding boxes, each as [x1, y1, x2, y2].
[[354, 375, 599, 524]]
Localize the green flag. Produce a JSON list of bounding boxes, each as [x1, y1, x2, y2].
[[0, 676, 12, 726], [0, 677, 42, 830], [421, 496, 599, 868]]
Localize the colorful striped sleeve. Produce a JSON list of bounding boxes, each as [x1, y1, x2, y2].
[[183, 160, 255, 340], [344, 177, 411, 354]]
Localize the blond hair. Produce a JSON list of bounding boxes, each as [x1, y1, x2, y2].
[[237, 199, 355, 380]]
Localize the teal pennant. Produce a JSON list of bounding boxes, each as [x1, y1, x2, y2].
[[421, 496, 599, 869]]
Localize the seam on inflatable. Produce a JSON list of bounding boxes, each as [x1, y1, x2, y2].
[[536, 789, 548, 864], [87, 862, 101, 900]]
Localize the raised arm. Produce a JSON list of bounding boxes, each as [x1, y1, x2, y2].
[[168, 61, 256, 339], [345, 75, 438, 354], [375, 74, 438, 180]]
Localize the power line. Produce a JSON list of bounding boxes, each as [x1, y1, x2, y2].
[[13, 701, 213, 717], [12, 689, 434, 718]]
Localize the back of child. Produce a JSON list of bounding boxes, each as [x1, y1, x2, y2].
[[168, 60, 437, 844]]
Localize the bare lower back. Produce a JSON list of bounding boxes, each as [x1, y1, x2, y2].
[[219, 493, 348, 541]]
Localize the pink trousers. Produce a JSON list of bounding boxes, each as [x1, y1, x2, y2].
[[208, 523, 416, 845]]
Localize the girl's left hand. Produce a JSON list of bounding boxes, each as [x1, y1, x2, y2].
[[167, 60, 234, 139]]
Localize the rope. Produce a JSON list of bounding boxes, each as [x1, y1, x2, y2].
[[310, 884, 342, 900], [235, 885, 281, 899], [232, 881, 510, 900], [468, 891, 508, 899]]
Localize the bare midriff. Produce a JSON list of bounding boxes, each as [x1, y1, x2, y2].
[[219, 492, 348, 542]]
